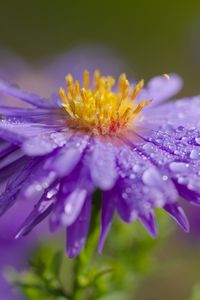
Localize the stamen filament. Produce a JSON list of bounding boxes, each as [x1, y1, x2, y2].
[[59, 70, 150, 135]]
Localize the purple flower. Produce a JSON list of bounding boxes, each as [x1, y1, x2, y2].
[[0, 69, 199, 258]]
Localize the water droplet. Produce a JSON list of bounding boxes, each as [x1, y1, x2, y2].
[[64, 203, 73, 214], [177, 176, 188, 185], [35, 184, 42, 191], [195, 137, 200, 145], [142, 168, 163, 188], [169, 162, 189, 173], [129, 173, 136, 179], [190, 149, 199, 160], [122, 192, 128, 199], [143, 143, 153, 152], [133, 165, 141, 172]]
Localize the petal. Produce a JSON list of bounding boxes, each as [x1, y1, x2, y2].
[[0, 79, 57, 108], [98, 191, 115, 253], [22, 130, 71, 156], [164, 202, 189, 232], [0, 141, 18, 159], [20, 166, 56, 203], [88, 141, 118, 190], [139, 210, 158, 237], [15, 187, 57, 238], [43, 135, 89, 177], [145, 96, 200, 129], [0, 158, 36, 216], [135, 125, 200, 205], [66, 196, 91, 258], [0, 127, 25, 145], [116, 146, 178, 214], [50, 187, 87, 231], [138, 73, 183, 104], [0, 148, 24, 170]]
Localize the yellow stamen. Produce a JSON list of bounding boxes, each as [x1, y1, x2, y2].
[[131, 79, 144, 99], [59, 70, 150, 135]]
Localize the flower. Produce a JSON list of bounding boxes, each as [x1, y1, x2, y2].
[[0, 69, 199, 258]]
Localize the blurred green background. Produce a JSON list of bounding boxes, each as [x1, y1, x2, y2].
[[1, 1, 200, 299], [0, 0, 200, 93]]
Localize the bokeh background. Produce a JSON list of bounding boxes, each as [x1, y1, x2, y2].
[[1, 1, 200, 299]]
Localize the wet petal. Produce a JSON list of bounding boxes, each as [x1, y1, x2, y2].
[[146, 96, 200, 129], [22, 131, 70, 156], [66, 196, 91, 258], [139, 210, 158, 237], [15, 187, 57, 238], [50, 187, 87, 231], [164, 202, 189, 232], [44, 135, 89, 177], [0, 158, 36, 216], [98, 191, 115, 253], [88, 141, 118, 190]]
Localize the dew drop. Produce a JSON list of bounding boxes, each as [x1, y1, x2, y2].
[[195, 137, 200, 145], [169, 162, 189, 173], [122, 192, 128, 199], [129, 173, 136, 179], [133, 164, 141, 172], [64, 203, 73, 214], [177, 176, 188, 185], [190, 149, 199, 160], [142, 168, 163, 188]]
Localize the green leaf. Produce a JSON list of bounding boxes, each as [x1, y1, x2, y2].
[[50, 250, 63, 277]]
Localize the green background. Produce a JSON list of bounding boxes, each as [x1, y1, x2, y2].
[[0, 0, 200, 93]]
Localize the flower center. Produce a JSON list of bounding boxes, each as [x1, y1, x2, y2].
[[59, 70, 150, 135]]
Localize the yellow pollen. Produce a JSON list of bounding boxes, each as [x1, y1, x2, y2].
[[59, 70, 151, 135]]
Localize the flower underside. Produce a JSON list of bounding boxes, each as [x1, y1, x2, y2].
[[59, 70, 151, 135]]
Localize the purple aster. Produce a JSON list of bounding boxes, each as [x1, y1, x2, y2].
[[0, 69, 199, 259]]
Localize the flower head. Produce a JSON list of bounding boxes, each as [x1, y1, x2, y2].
[[59, 70, 150, 135], [0, 69, 199, 258]]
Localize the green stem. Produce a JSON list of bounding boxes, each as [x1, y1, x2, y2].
[[71, 190, 102, 300]]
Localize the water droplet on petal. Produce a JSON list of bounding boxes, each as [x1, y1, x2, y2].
[[169, 162, 189, 173], [195, 137, 200, 145], [190, 149, 199, 160], [142, 168, 163, 188]]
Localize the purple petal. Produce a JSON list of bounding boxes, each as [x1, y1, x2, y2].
[[66, 196, 91, 258], [116, 146, 178, 213], [15, 188, 56, 238], [0, 149, 24, 170], [98, 191, 115, 253], [139, 210, 158, 237], [139, 73, 183, 104], [20, 166, 56, 203], [44, 135, 89, 177], [0, 142, 18, 159], [133, 125, 200, 206], [0, 127, 25, 145], [50, 187, 87, 231], [164, 202, 189, 232], [0, 79, 57, 108], [117, 196, 138, 223], [145, 96, 200, 129], [22, 131, 70, 156], [0, 158, 35, 216], [88, 141, 118, 190]]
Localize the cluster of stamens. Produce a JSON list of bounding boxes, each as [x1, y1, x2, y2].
[[59, 70, 150, 135]]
